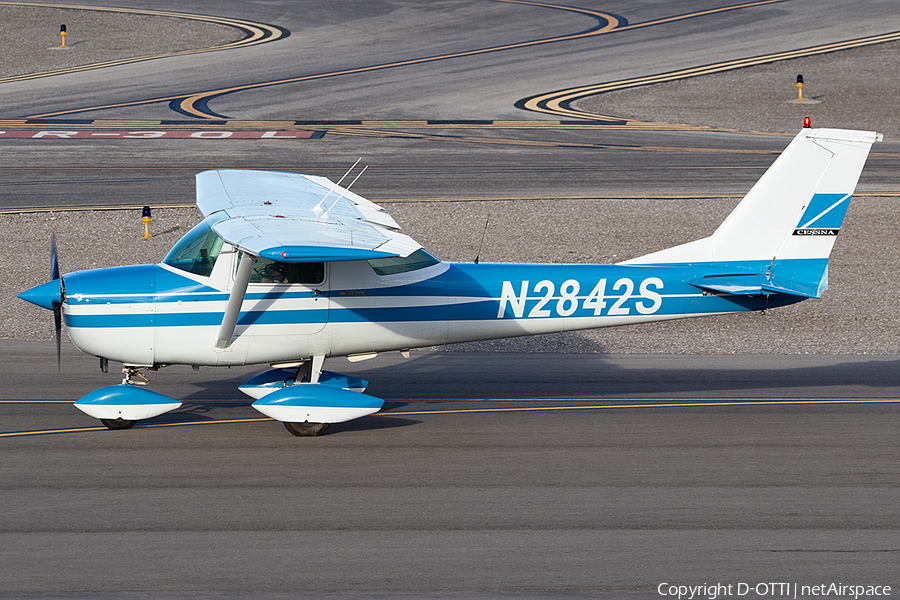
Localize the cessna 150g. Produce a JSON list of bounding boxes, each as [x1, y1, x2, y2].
[[18, 127, 881, 435]]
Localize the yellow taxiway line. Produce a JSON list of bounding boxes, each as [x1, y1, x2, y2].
[[7, 0, 898, 133], [384, 398, 900, 416], [0, 1, 286, 85], [20, 0, 777, 121], [527, 28, 900, 120], [2, 398, 898, 438], [173, 0, 788, 120]]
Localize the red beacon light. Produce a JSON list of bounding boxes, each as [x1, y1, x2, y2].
[[803, 117, 811, 128]]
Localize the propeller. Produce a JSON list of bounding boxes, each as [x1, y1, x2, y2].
[[50, 231, 62, 371], [17, 231, 65, 371]]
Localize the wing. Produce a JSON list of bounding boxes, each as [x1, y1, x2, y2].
[[195, 169, 420, 262]]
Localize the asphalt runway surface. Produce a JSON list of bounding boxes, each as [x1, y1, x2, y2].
[[2, 0, 900, 597], [3, 343, 900, 597]]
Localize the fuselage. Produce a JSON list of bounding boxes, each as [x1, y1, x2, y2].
[[59, 222, 801, 367]]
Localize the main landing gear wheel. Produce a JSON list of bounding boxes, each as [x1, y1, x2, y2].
[[284, 421, 329, 436], [100, 418, 137, 430]]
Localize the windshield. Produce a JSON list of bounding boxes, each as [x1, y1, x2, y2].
[[163, 214, 227, 277]]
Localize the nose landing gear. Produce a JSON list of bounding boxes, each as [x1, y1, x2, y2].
[[121, 366, 151, 386]]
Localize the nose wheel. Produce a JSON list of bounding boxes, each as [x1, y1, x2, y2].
[[284, 421, 329, 436], [100, 418, 137, 430], [279, 356, 330, 436]]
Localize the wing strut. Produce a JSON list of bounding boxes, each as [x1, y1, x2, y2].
[[216, 253, 256, 349]]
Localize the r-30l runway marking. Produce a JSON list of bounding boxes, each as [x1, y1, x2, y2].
[[0, 130, 321, 139]]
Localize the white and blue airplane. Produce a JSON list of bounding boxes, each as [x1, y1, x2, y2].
[[19, 127, 881, 435]]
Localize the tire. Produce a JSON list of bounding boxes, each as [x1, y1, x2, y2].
[[283, 421, 330, 436], [100, 418, 137, 430]]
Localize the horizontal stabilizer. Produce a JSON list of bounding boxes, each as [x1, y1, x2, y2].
[[74, 384, 182, 421], [689, 275, 772, 296], [251, 384, 383, 423], [689, 271, 823, 299]]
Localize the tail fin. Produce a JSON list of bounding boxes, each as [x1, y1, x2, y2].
[[624, 127, 881, 297]]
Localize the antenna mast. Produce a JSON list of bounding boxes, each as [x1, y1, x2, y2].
[[474, 213, 490, 264]]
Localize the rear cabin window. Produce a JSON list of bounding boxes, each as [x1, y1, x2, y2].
[[367, 249, 440, 276], [163, 215, 226, 277]]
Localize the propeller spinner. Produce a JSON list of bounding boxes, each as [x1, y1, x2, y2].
[[17, 231, 64, 370]]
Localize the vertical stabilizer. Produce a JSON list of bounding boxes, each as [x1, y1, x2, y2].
[[624, 128, 881, 267]]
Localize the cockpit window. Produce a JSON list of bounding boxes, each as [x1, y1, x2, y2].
[[163, 214, 226, 277], [246, 254, 325, 285], [367, 249, 440, 276]]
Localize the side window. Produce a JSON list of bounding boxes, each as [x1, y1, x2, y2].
[[246, 255, 325, 285], [368, 249, 440, 276]]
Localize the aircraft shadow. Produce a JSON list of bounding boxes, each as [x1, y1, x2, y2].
[[344, 350, 900, 400], [105, 348, 897, 434], [141, 398, 421, 434], [167, 347, 900, 404]]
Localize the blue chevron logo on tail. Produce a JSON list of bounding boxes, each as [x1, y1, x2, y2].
[[793, 193, 852, 235]]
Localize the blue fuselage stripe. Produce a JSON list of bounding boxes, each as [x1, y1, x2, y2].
[[61, 260, 814, 329]]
